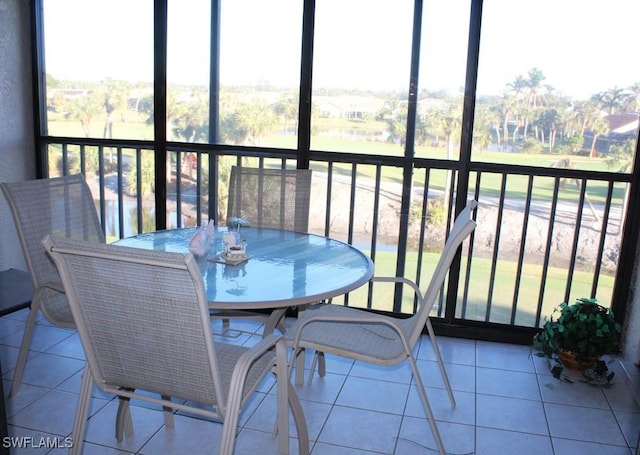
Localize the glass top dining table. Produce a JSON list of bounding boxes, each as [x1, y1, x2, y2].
[[114, 227, 374, 313]]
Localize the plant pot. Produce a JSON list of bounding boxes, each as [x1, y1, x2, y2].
[[557, 348, 598, 371]]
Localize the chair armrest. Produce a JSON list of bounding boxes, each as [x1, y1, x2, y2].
[[237, 333, 282, 367], [370, 276, 425, 303], [227, 333, 287, 419]]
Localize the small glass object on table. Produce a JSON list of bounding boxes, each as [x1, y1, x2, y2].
[[220, 230, 248, 265]]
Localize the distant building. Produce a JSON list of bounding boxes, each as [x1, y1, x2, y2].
[[46, 88, 91, 110], [314, 95, 385, 119], [584, 112, 639, 155], [607, 112, 640, 138]]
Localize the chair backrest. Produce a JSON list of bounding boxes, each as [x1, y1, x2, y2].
[[42, 235, 226, 408], [227, 166, 312, 232], [409, 200, 478, 345], [1, 174, 105, 324]]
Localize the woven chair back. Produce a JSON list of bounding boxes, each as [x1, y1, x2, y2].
[[227, 166, 312, 232]]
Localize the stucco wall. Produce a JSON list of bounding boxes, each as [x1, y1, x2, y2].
[[623, 252, 640, 364], [0, 0, 35, 271]]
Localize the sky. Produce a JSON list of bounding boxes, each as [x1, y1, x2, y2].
[[44, 0, 640, 101], [476, 0, 640, 99]]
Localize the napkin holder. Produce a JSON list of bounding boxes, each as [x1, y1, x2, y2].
[[222, 231, 246, 255]]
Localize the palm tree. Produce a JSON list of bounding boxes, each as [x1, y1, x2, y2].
[[592, 87, 626, 115], [508, 75, 528, 99], [622, 82, 640, 112], [537, 107, 560, 153], [587, 114, 608, 158], [126, 153, 155, 198], [508, 74, 529, 141], [574, 100, 601, 136], [432, 102, 462, 208], [606, 138, 635, 173], [168, 90, 209, 143], [64, 90, 105, 137], [524, 68, 547, 139], [386, 115, 407, 148], [423, 107, 443, 146], [481, 102, 501, 150], [471, 105, 493, 153], [509, 103, 527, 147], [525, 68, 546, 110], [102, 81, 128, 139], [233, 100, 277, 145], [273, 93, 299, 134], [553, 105, 576, 153], [491, 94, 515, 152]]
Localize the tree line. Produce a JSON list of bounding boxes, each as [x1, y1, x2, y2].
[[47, 69, 639, 158]]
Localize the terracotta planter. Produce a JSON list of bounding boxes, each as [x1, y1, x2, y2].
[[557, 348, 598, 371]]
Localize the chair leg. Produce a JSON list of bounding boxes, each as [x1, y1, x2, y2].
[[408, 356, 446, 455], [115, 397, 134, 441], [288, 382, 309, 455], [161, 395, 175, 428], [317, 351, 326, 377], [222, 342, 293, 455], [264, 308, 287, 336], [123, 405, 134, 436], [295, 349, 305, 386], [70, 364, 93, 455], [426, 318, 455, 408], [306, 351, 317, 385], [280, 347, 310, 454], [275, 340, 290, 454], [220, 396, 240, 455], [306, 351, 326, 385], [300, 300, 329, 386], [9, 296, 42, 397], [278, 343, 302, 449]]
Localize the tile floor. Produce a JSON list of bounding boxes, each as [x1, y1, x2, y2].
[[2, 308, 640, 455]]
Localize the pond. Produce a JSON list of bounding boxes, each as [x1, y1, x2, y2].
[[102, 199, 195, 240]]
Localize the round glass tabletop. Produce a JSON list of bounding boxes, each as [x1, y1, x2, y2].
[[115, 227, 374, 310]]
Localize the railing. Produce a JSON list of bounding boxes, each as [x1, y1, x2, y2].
[[45, 138, 629, 343]]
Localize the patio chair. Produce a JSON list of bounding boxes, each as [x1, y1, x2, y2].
[[220, 166, 314, 331], [225, 166, 332, 380], [43, 235, 309, 455], [227, 166, 312, 233], [1, 174, 105, 397], [286, 200, 478, 455]]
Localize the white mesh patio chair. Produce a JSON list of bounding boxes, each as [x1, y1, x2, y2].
[[1, 174, 105, 397], [286, 200, 478, 455], [220, 166, 314, 331], [227, 166, 312, 233], [43, 235, 309, 455]]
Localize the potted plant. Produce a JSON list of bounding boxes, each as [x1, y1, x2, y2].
[[532, 297, 621, 385]]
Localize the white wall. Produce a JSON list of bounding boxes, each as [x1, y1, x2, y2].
[[0, 0, 35, 271]]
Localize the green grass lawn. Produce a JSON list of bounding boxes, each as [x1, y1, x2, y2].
[[338, 249, 615, 328], [261, 133, 626, 205]]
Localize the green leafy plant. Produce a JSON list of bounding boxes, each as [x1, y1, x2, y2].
[[532, 297, 621, 385]]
